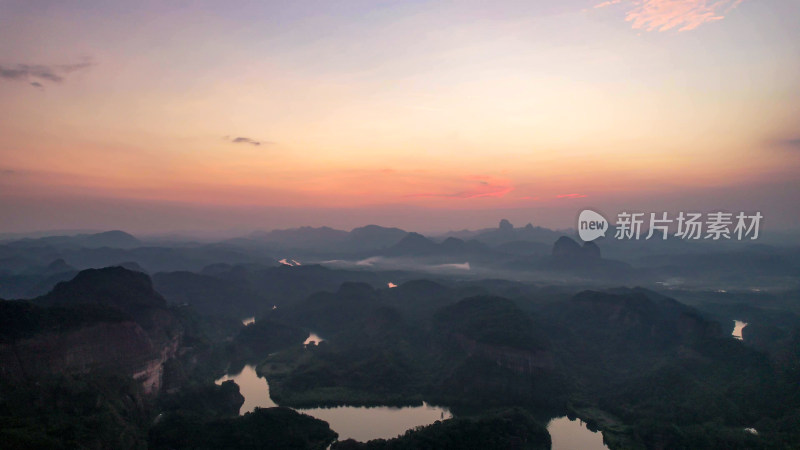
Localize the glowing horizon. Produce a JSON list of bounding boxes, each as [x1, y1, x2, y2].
[[1, 0, 798, 234]]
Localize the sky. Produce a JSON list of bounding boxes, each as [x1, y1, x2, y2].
[[1, 0, 799, 235]]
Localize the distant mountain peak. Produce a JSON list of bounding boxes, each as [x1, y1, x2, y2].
[[347, 225, 408, 250], [582, 241, 601, 259], [397, 232, 433, 246], [95, 230, 135, 238], [6, 230, 141, 249], [442, 237, 465, 245], [46, 258, 73, 272], [384, 232, 437, 256], [552, 236, 582, 258], [84, 230, 141, 248], [350, 224, 405, 233]]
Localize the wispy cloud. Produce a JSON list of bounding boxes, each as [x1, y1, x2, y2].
[[233, 137, 261, 146], [0, 59, 94, 85], [224, 136, 269, 146], [595, 0, 745, 32]]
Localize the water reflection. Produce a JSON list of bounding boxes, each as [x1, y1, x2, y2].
[[547, 416, 607, 450], [298, 403, 452, 442], [214, 365, 451, 441], [732, 320, 748, 341], [215, 365, 275, 414], [304, 332, 324, 347]]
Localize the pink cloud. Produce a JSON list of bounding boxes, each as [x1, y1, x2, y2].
[[556, 193, 588, 199], [596, 0, 745, 32], [406, 176, 514, 199], [465, 187, 514, 198], [595, 0, 624, 8]]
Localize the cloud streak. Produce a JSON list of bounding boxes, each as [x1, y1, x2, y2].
[[595, 0, 745, 32], [770, 137, 800, 151], [224, 136, 268, 146], [556, 193, 588, 199], [0, 59, 93, 85]]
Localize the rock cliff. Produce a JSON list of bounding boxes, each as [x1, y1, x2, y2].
[[0, 267, 183, 394]]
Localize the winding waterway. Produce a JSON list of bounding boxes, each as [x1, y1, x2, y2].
[[217, 333, 609, 445]]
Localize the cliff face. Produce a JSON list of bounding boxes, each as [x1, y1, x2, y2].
[[0, 267, 183, 394], [133, 329, 181, 394], [0, 318, 180, 394]]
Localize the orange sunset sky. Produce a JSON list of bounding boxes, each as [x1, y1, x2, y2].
[[1, 0, 799, 234]]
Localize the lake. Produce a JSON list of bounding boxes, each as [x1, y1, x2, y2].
[[216, 365, 611, 446], [303, 332, 324, 346], [298, 403, 452, 442], [547, 416, 608, 450], [215, 364, 276, 412], [215, 332, 452, 442], [216, 365, 614, 445], [217, 333, 610, 445], [732, 320, 748, 340], [215, 365, 452, 441]]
